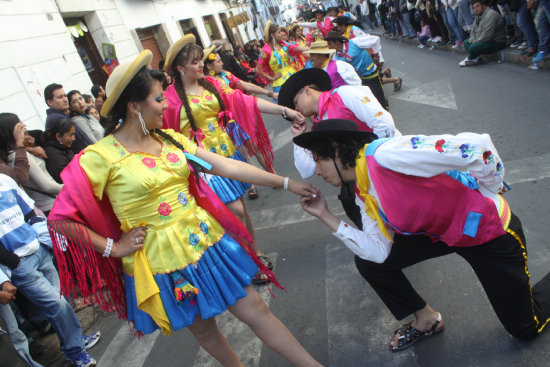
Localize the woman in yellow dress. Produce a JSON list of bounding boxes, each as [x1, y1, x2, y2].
[[163, 35, 304, 283], [48, 50, 322, 367], [256, 21, 309, 100], [288, 24, 310, 72]]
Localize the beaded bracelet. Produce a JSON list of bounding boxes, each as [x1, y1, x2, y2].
[[103, 238, 114, 258]]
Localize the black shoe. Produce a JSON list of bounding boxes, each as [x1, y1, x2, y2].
[[29, 341, 46, 359]]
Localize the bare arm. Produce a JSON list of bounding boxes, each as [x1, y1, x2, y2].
[[239, 79, 274, 98], [195, 147, 318, 198], [255, 97, 305, 123]]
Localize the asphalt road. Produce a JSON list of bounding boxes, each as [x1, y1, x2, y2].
[[58, 40, 550, 367]]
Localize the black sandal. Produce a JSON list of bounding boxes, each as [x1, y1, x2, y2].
[[393, 77, 402, 92], [252, 270, 268, 284], [389, 313, 444, 352], [248, 186, 259, 199], [258, 255, 273, 270]]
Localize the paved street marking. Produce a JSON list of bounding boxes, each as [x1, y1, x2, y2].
[[390, 77, 458, 110], [325, 245, 416, 366], [98, 327, 160, 367], [503, 152, 550, 185], [193, 253, 278, 366]]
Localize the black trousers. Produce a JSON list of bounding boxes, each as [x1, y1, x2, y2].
[[355, 213, 550, 340], [361, 73, 389, 111]]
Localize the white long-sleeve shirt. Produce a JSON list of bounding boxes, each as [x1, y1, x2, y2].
[[330, 133, 505, 263], [294, 85, 400, 179]]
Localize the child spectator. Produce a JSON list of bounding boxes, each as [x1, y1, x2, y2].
[[85, 106, 100, 123], [418, 19, 432, 47], [44, 118, 76, 184]]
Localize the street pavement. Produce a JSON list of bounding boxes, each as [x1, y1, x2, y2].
[[52, 39, 550, 367]]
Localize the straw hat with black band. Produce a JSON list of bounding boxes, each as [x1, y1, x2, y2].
[[163, 34, 196, 73], [264, 20, 274, 43], [202, 45, 217, 63], [101, 50, 153, 117], [293, 119, 377, 151], [277, 68, 332, 109], [303, 41, 335, 57]]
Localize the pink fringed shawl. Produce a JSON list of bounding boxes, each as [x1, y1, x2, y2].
[[48, 151, 281, 323], [163, 80, 274, 173]]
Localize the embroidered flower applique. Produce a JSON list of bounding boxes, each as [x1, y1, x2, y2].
[[208, 123, 216, 132], [142, 157, 156, 169], [205, 95, 213, 101], [459, 144, 472, 158], [158, 200, 172, 222], [435, 139, 446, 153], [166, 152, 180, 163], [220, 144, 227, 152], [482, 150, 493, 164], [199, 222, 209, 234], [178, 192, 188, 207], [209, 147, 217, 153], [410, 136, 422, 149], [191, 98, 200, 104], [189, 233, 200, 246], [113, 139, 126, 157]]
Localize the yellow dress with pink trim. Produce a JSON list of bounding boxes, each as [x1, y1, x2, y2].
[[78, 129, 257, 334]]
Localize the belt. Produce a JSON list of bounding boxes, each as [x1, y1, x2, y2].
[[361, 71, 379, 80]]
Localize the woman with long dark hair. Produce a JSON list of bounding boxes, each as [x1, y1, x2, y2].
[[43, 118, 75, 184], [48, 50, 322, 367], [67, 90, 104, 145], [0, 113, 29, 184], [163, 35, 305, 281]]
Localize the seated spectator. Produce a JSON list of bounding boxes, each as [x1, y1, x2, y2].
[[15, 130, 63, 216], [418, 19, 433, 47], [44, 83, 70, 130], [44, 118, 75, 184], [459, 0, 506, 66], [0, 113, 29, 185], [85, 106, 100, 124], [90, 84, 106, 115], [0, 174, 100, 367], [0, 266, 43, 367], [82, 94, 94, 107], [67, 90, 104, 143]]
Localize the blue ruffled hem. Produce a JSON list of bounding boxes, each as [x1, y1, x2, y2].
[[208, 151, 251, 204], [225, 121, 250, 147], [124, 234, 257, 334]]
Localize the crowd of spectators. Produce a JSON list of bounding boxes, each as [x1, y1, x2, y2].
[[351, 0, 548, 66]]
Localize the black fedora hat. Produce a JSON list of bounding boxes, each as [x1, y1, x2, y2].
[[293, 119, 378, 150], [278, 68, 332, 109], [332, 15, 350, 26], [325, 30, 348, 42]]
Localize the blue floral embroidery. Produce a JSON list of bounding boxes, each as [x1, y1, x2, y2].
[[199, 222, 209, 234], [220, 144, 227, 152], [178, 192, 188, 206], [189, 234, 199, 246], [209, 147, 217, 153], [459, 144, 471, 158], [410, 137, 421, 149], [208, 123, 215, 132]]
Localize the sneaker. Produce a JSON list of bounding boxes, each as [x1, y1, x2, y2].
[[452, 41, 464, 48], [465, 56, 481, 66], [432, 36, 442, 42], [418, 44, 425, 48], [83, 331, 101, 350], [458, 56, 469, 66], [427, 37, 434, 42], [71, 351, 96, 367], [517, 42, 528, 50], [510, 41, 520, 48], [532, 51, 547, 63]]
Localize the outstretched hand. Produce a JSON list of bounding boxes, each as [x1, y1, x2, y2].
[[290, 120, 307, 136], [287, 179, 319, 199], [300, 191, 328, 218]]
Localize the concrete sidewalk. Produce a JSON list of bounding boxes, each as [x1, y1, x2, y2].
[[369, 27, 550, 70]]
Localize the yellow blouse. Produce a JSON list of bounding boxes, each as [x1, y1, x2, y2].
[[268, 47, 297, 87], [179, 90, 236, 158], [79, 130, 225, 277]]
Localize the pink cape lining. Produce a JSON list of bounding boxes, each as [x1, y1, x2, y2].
[[48, 149, 281, 324], [163, 79, 274, 173]]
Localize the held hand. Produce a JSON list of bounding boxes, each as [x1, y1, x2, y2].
[[300, 191, 328, 218], [13, 122, 26, 147], [27, 146, 47, 159], [1, 281, 17, 295], [287, 179, 319, 198], [290, 121, 307, 136], [0, 291, 15, 304], [286, 109, 305, 124], [272, 92, 279, 100], [112, 226, 148, 258]]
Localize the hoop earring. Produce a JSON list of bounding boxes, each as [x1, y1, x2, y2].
[[138, 112, 150, 135], [208, 69, 216, 76]]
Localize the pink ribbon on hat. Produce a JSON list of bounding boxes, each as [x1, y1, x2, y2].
[[217, 110, 234, 128], [189, 128, 205, 148]]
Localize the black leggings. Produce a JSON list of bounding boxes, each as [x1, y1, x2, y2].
[[361, 73, 389, 111], [355, 213, 550, 340]]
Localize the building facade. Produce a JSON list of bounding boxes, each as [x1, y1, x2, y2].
[[0, 0, 278, 130]]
